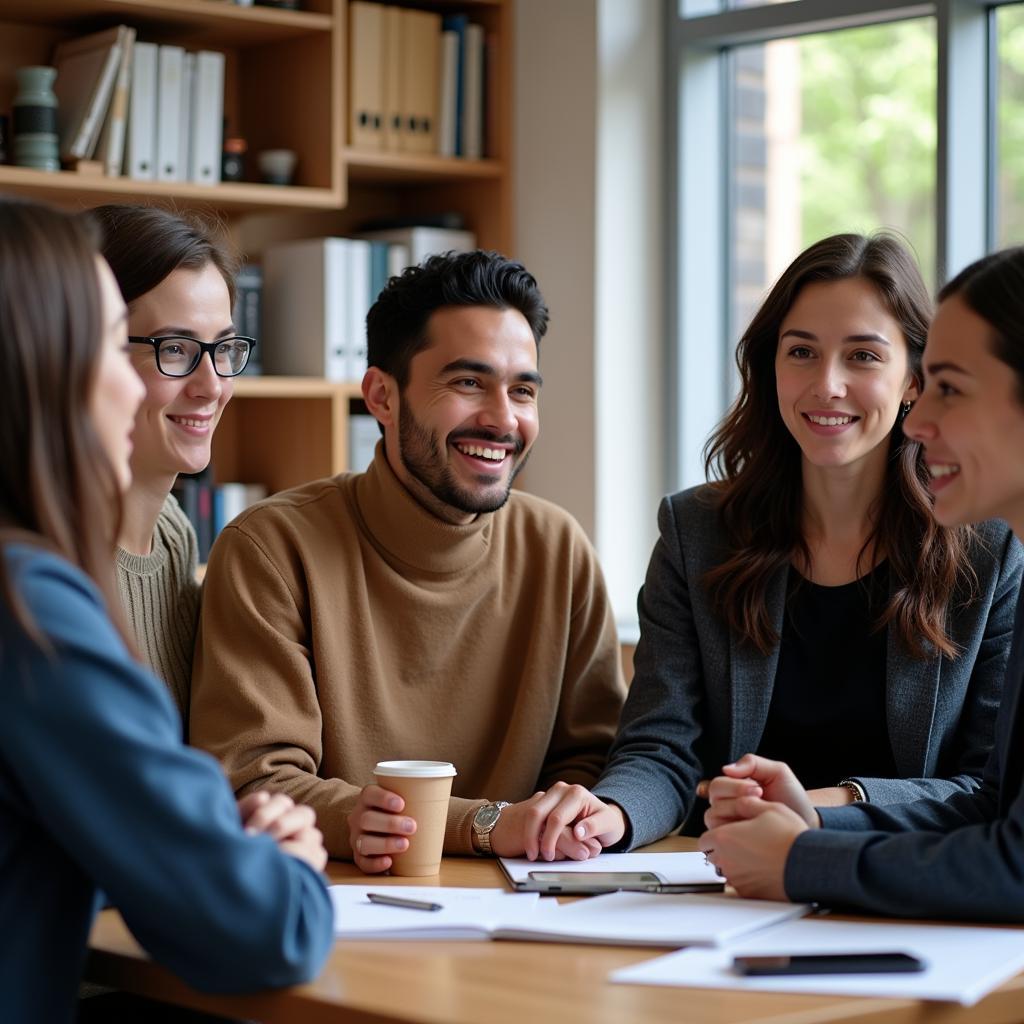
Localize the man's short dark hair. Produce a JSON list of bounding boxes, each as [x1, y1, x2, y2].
[[366, 249, 549, 388]]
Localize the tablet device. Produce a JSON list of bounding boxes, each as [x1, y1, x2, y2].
[[499, 851, 726, 895], [499, 863, 725, 895]]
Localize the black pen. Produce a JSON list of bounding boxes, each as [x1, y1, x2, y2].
[[366, 892, 443, 912]]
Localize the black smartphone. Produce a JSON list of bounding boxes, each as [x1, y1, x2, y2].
[[732, 952, 926, 976]]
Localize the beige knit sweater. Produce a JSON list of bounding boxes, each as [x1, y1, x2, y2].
[[116, 493, 200, 722], [190, 446, 627, 858]]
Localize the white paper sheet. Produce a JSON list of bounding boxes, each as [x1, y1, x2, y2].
[[500, 851, 721, 886], [330, 886, 542, 940], [496, 891, 810, 947], [610, 916, 1024, 1005]]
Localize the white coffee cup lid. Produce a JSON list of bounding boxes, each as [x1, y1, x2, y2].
[[374, 760, 457, 778]]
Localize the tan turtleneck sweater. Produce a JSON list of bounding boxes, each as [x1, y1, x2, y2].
[[116, 493, 200, 721], [189, 446, 626, 858]]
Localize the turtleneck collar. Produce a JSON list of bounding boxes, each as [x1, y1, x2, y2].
[[353, 442, 495, 575]]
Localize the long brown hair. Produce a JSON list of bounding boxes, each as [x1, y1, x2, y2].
[[0, 198, 132, 651], [703, 232, 975, 659]]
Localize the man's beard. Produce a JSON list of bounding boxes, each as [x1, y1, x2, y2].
[[398, 404, 528, 515]]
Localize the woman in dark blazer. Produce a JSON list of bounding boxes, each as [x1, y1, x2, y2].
[[526, 233, 1022, 857], [700, 245, 1024, 921]]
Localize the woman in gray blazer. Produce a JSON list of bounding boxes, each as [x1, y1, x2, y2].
[[700, 245, 1024, 921], [526, 233, 1022, 858]]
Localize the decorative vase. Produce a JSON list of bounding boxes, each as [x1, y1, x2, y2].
[[12, 65, 59, 172]]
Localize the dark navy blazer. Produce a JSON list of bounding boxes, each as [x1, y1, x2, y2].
[[788, 589, 1024, 921]]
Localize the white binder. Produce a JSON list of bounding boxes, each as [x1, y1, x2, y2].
[[263, 238, 349, 382], [125, 40, 157, 180], [178, 52, 195, 182], [346, 239, 371, 382], [190, 51, 225, 185], [156, 44, 185, 181]]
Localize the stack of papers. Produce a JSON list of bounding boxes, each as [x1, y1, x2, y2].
[[330, 885, 808, 947], [611, 917, 1024, 1005]]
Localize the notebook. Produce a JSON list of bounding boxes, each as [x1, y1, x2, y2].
[[330, 885, 807, 947]]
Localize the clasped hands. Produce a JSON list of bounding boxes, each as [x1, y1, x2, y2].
[[237, 790, 328, 872], [697, 753, 821, 900]]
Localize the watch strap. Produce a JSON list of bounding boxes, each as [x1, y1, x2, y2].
[[473, 801, 511, 856]]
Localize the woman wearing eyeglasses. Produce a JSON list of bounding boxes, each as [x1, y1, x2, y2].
[[90, 205, 254, 720]]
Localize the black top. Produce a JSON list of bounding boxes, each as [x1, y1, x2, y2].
[[757, 561, 898, 790]]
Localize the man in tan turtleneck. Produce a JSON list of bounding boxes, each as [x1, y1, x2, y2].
[[190, 251, 626, 872]]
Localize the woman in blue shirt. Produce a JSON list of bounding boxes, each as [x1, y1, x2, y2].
[[0, 197, 334, 1022]]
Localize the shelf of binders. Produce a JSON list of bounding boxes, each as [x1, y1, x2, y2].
[[0, 0, 341, 203], [0, 0, 334, 48], [345, 1, 508, 164]]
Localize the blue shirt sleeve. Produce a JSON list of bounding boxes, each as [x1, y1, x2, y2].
[[2, 550, 333, 992]]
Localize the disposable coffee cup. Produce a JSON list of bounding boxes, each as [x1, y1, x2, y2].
[[373, 760, 457, 877]]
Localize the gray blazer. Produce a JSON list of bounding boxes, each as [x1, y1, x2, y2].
[[786, 593, 1024, 921], [594, 485, 1024, 849]]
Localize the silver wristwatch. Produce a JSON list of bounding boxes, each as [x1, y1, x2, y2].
[[471, 801, 511, 856]]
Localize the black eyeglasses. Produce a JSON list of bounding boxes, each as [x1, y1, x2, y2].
[[128, 335, 256, 378]]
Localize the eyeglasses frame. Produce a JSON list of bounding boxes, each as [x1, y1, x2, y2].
[[127, 334, 257, 378]]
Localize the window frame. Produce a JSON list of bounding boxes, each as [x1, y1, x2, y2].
[[666, 0, 1017, 489]]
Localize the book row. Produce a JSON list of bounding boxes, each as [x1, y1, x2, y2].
[[348, 2, 496, 160], [258, 225, 475, 382], [52, 25, 224, 183], [173, 416, 377, 554], [171, 478, 267, 563]]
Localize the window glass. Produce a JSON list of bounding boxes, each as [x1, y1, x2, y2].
[[997, 3, 1024, 247], [729, 19, 937, 343]]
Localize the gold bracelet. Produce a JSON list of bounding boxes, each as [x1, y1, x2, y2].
[[837, 779, 867, 803]]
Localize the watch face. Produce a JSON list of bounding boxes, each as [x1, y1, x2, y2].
[[474, 804, 501, 831]]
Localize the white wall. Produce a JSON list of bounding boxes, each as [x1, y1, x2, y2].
[[514, 0, 600, 538], [515, 0, 664, 638]]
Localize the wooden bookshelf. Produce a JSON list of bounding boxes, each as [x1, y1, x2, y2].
[[344, 147, 503, 183], [213, 378, 363, 493], [0, 165, 339, 211], [0, 0, 512, 493], [0, 0, 334, 46]]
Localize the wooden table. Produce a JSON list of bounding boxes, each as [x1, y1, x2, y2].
[[86, 838, 1024, 1024]]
